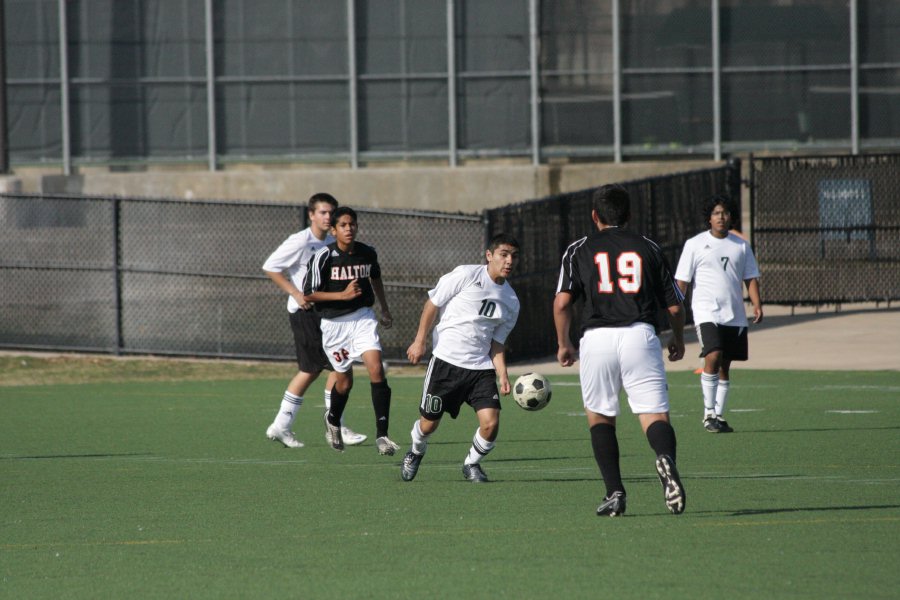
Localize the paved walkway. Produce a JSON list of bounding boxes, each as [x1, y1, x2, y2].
[[509, 303, 900, 376]]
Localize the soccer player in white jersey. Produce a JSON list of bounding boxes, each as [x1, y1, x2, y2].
[[400, 234, 521, 483], [675, 195, 763, 433], [261, 193, 366, 448]]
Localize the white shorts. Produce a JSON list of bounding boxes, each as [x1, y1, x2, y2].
[[320, 307, 382, 373], [578, 322, 669, 417]]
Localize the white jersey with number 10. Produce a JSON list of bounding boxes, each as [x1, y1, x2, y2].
[[428, 264, 520, 371]]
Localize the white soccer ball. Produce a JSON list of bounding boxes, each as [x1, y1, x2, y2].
[[512, 373, 552, 411]]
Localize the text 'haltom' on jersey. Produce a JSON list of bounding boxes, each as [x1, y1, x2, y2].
[[331, 264, 372, 280]]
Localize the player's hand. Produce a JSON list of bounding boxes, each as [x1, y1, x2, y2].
[[342, 279, 362, 300], [296, 293, 313, 311], [557, 344, 577, 367], [667, 340, 685, 362], [406, 340, 426, 365], [753, 306, 764, 324], [380, 309, 393, 329], [498, 377, 511, 396]]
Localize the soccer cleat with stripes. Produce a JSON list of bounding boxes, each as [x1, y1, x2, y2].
[[655, 455, 686, 515], [400, 451, 423, 481], [266, 425, 304, 448], [596, 491, 626, 517], [716, 417, 734, 433], [462, 463, 488, 483], [703, 415, 722, 433]]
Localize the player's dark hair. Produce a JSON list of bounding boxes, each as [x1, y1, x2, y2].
[[593, 184, 631, 226], [308, 192, 338, 213], [332, 206, 357, 223], [702, 194, 734, 226], [487, 233, 520, 252]]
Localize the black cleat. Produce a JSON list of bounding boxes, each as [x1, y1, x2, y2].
[[655, 455, 686, 515], [596, 491, 626, 517], [703, 416, 722, 433], [716, 417, 734, 433], [462, 463, 488, 483], [400, 451, 423, 481]]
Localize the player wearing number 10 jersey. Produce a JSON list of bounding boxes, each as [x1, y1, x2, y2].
[[554, 184, 687, 517], [400, 234, 521, 483]]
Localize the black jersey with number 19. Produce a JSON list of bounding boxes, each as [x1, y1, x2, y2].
[[556, 227, 683, 333]]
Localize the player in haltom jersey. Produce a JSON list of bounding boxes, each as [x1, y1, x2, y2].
[[261, 193, 366, 449], [554, 185, 687, 517], [400, 234, 521, 483], [304, 207, 398, 455]]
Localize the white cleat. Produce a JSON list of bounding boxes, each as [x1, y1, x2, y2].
[[266, 425, 304, 448], [376, 436, 400, 456], [341, 426, 368, 446]]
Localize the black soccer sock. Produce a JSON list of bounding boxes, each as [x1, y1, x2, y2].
[[327, 388, 350, 427], [646, 420, 677, 462], [371, 380, 392, 438], [590, 423, 624, 496]]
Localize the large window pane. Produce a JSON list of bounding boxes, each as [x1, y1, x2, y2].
[[541, 74, 613, 149], [358, 0, 446, 74], [861, 69, 900, 145], [218, 0, 347, 77], [623, 73, 712, 150], [359, 80, 448, 153], [218, 83, 348, 156], [457, 0, 529, 72], [7, 86, 62, 161], [624, 0, 710, 70], [721, 0, 849, 68], [458, 79, 530, 152], [860, 1, 900, 63], [723, 71, 850, 145]]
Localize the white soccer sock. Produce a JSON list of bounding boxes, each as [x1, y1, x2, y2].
[[715, 379, 730, 417], [464, 428, 494, 465], [273, 391, 303, 429], [410, 420, 430, 455], [324, 388, 332, 410], [701, 372, 719, 416]]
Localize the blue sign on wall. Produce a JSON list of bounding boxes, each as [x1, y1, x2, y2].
[[817, 179, 873, 241]]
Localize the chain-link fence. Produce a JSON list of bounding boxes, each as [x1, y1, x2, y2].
[[5, 156, 897, 362], [0, 194, 483, 360], [750, 154, 900, 305], [487, 163, 742, 360]]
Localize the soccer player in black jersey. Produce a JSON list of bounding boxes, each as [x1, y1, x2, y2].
[[553, 185, 687, 516], [304, 207, 399, 455]]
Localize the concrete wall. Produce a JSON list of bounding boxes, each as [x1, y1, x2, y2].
[[7, 159, 724, 213]]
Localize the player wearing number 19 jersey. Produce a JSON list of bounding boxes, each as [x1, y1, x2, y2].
[[400, 234, 520, 483], [554, 185, 687, 517]]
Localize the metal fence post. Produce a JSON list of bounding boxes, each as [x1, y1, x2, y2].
[[112, 198, 124, 354]]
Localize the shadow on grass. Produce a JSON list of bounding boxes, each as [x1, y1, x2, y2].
[[729, 504, 900, 516], [1, 452, 151, 460]]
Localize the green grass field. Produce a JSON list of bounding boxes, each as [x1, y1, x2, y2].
[[2, 358, 898, 599]]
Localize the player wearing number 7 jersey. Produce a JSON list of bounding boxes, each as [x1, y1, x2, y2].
[[554, 185, 687, 517], [400, 234, 521, 483]]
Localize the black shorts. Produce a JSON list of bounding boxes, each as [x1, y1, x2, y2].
[[696, 322, 749, 362], [419, 356, 501, 420], [288, 309, 332, 373]]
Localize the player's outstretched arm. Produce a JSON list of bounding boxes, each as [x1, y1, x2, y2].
[[406, 299, 440, 365], [553, 292, 578, 367]]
